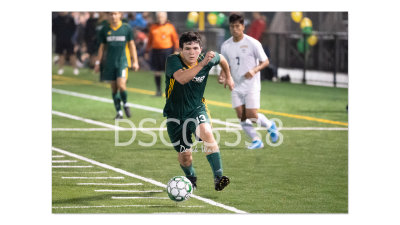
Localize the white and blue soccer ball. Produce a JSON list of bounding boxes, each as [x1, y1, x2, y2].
[[166, 176, 193, 202]]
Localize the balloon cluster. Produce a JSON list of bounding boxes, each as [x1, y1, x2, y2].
[[186, 12, 226, 28], [291, 12, 318, 53], [207, 12, 226, 26]]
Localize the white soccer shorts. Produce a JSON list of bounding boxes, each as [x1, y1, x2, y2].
[[231, 90, 260, 109]]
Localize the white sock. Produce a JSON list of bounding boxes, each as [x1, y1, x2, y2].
[[257, 113, 272, 129], [240, 120, 260, 141], [118, 110, 123, 116]]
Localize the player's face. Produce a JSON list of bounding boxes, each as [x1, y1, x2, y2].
[[109, 12, 122, 24], [180, 42, 202, 65], [157, 12, 167, 24], [229, 21, 245, 39]]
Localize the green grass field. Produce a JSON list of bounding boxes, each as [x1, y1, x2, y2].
[[52, 65, 348, 213]]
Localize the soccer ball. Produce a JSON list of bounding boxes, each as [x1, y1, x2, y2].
[[166, 176, 193, 202]]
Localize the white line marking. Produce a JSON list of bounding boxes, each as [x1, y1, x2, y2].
[[52, 165, 93, 168], [95, 190, 163, 193], [52, 88, 347, 131], [52, 155, 65, 158], [52, 88, 239, 128], [52, 146, 247, 213], [62, 177, 124, 179], [53, 128, 114, 131], [52, 160, 78, 163], [52, 205, 204, 209], [53, 171, 108, 174], [52, 110, 123, 130], [77, 183, 143, 186], [112, 196, 169, 200], [53, 127, 348, 131]]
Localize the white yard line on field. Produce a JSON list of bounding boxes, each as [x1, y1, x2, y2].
[[52, 88, 240, 128], [52, 160, 78, 163], [62, 177, 124, 179], [111, 196, 169, 200], [52, 204, 204, 209], [77, 183, 143, 186], [53, 88, 348, 130], [53, 127, 348, 131], [52, 165, 93, 168], [52, 146, 247, 214], [95, 190, 163, 193], [53, 171, 108, 174], [52, 110, 124, 130], [52, 155, 65, 158]]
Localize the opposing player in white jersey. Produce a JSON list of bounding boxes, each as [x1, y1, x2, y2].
[[219, 13, 279, 149]]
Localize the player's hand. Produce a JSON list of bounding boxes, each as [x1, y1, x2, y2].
[[218, 74, 226, 84], [224, 75, 235, 91], [244, 68, 256, 79], [218, 70, 226, 84], [199, 51, 215, 67], [94, 64, 100, 73], [132, 62, 139, 71]]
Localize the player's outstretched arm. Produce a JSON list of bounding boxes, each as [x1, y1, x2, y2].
[[128, 40, 139, 71], [219, 54, 234, 91], [244, 59, 270, 79], [94, 43, 104, 73], [173, 51, 215, 85]]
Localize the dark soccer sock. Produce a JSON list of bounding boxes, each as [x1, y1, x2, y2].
[[206, 152, 223, 178], [112, 92, 121, 112], [180, 164, 196, 178], [120, 90, 128, 105], [154, 75, 161, 92]]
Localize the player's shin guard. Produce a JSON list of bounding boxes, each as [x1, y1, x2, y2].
[[206, 152, 223, 178], [240, 120, 259, 141], [112, 92, 121, 112], [120, 90, 128, 105], [257, 113, 273, 129], [180, 164, 196, 178]]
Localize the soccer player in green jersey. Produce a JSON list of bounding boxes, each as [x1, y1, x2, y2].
[[95, 12, 139, 119], [163, 31, 234, 191]]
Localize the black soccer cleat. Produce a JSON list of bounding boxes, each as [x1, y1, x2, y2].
[[114, 113, 123, 120], [123, 105, 131, 118], [214, 176, 230, 191], [186, 176, 197, 190]]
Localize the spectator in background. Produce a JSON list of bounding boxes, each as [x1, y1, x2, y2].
[[52, 12, 78, 75], [128, 12, 148, 31], [71, 12, 89, 73], [246, 12, 266, 42], [145, 12, 179, 96], [84, 12, 99, 68], [96, 12, 110, 81]]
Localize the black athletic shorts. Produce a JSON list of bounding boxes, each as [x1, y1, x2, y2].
[[150, 48, 174, 71], [55, 39, 74, 55]]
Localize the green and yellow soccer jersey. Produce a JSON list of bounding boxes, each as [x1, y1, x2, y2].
[[99, 22, 133, 69], [163, 52, 221, 119]]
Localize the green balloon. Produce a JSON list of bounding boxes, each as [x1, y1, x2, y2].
[[297, 38, 309, 54], [302, 26, 313, 35], [186, 20, 195, 28], [216, 13, 226, 26]]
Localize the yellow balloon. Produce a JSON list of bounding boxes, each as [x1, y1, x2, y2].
[[188, 12, 199, 23], [300, 17, 312, 29], [207, 13, 217, 25], [291, 12, 303, 23], [307, 35, 318, 46]]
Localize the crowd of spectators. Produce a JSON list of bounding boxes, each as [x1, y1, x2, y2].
[[52, 12, 269, 76]]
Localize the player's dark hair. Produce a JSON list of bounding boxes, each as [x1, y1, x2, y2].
[[229, 13, 244, 24], [179, 31, 202, 49]]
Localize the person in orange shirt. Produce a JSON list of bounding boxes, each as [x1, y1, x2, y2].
[[145, 12, 179, 96]]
